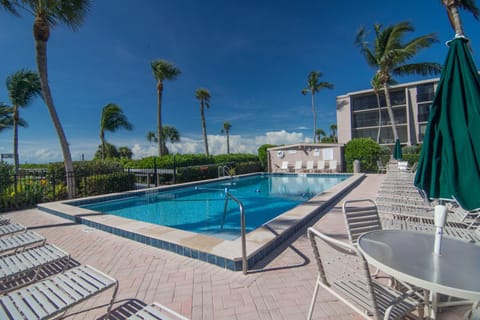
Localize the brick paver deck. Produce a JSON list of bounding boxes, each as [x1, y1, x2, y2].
[[3, 174, 471, 319]]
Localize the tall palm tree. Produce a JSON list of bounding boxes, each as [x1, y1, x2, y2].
[[2, 0, 92, 199], [370, 73, 384, 144], [151, 59, 181, 157], [147, 125, 180, 155], [301, 71, 334, 143], [441, 0, 479, 35], [196, 88, 211, 156], [221, 121, 232, 154], [315, 128, 326, 143], [6, 69, 42, 173], [99, 103, 133, 159], [329, 124, 338, 143], [355, 21, 441, 142]]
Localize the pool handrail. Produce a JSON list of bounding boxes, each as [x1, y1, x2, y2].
[[195, 186, 248, 274]]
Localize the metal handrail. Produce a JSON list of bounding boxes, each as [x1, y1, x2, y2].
[[223, 191, 247, 274], [194, 186, 248, 274]]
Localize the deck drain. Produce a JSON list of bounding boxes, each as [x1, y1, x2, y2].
[[82, 227, 95, 233]]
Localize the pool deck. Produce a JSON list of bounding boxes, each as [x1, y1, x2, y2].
[[3, 174, 470, 319]]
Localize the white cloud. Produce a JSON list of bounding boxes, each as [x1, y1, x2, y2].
[[11, 130, 311, 163]]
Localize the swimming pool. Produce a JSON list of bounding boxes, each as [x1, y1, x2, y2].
[[38, 173, 365, 271], [78, 174, 347, 240]]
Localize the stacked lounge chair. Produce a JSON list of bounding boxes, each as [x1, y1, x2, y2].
[[0, 216, 190, 319]]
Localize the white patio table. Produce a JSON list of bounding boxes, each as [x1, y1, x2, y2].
[[357, 229, 480, 318]]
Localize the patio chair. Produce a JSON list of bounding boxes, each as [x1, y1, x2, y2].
[[377, 160, 387, 174], [294, 160, 303, 172], [279, 161, 289, 172], [127, 302, 189, 320], [328, 160, 338, 172], [307, 227, 423, 320], [305, 160, 314, 172], [342, 199, 384, 244], [0, 264, 118, 319], [0, 216, 10, 226], [0, 243, 70, 293], [316, 160, 325, 172], [0, 231, 46, 256], [0, 223, 26, 237]]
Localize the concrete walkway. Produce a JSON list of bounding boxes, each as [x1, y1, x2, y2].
[[3, 174, 470, 319]]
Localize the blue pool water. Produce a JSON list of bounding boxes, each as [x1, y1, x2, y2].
[[80, 174, 348, 240]]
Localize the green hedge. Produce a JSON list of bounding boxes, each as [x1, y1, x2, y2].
[[344, 138, 382, 173], [80, 172, 136, 197]]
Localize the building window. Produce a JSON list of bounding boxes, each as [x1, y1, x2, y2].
[[353, 125, 408, 144], [351, 94, 385, 111], [418, 102, 431, 122], [390, 90, 406, 106], [417, 83, 435, 102], [418, 123, 428, 142]]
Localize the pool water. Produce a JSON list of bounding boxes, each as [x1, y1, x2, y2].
[[81, 174, 348, 240]]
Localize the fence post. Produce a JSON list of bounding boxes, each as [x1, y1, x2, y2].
[[173, 155, 177, 184], [154, 158, 158, 187]]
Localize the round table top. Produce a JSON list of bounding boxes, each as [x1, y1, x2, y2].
[[357, 229, 480, 301]]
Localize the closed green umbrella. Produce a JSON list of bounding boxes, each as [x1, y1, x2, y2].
[[414, 36, 480, 254], [393, 139, 402, 160]]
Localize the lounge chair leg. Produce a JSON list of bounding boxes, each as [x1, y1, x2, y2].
[[106, 280, 119, 318], [307, 275, 321, 320]]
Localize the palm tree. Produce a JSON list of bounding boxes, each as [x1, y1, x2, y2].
[[147, 125, 180, 155], [0, 104, 14, 132], [99, 103, 133, 159], [301, 71, 334, 143], [195, 88, 211, 156], [6, 69, 42, 173], [441, 0, 479, 35], [221, 121, 232, 154], [151, 59, 181, 157], [315, 128, 326, 143], [118, 146, 133, 159], [2, 0, 92, 199], [355, 21, 442, 142], [329, 124, 338, 143], [371, 73, 384, 144]]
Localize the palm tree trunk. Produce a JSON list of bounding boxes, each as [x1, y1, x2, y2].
[[13, 105, 19, 174], [383, 82, 399, 142], [226, 132, 230, 154], [444, 0, 465, 35], [157, 82, 165, 157], [200, 103, 209, 156], [35, 38, 76, 198], [100, 130, 106, 159], [311, 93, 317, 143], [375, 92, 382, 144]]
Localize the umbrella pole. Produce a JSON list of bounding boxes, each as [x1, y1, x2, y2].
[[433, 203, 448, 255]]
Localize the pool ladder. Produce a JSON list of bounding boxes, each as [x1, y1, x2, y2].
[[195, 186, 248, 274]]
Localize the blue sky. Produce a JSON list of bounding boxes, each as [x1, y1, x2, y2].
[[0, 0, 479, 164]]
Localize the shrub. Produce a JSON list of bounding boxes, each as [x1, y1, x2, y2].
[[80, 172, 136, 197], [344, 138, 382, 173], [257, 144, 277, 171]]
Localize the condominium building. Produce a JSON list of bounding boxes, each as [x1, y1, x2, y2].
[[336, 78, 439, 147]]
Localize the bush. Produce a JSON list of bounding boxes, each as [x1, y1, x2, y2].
[[257, 144, 277, 171], [80, 172, 136, 197], [344, 138, 382, 173]]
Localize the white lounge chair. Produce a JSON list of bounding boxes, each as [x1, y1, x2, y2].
[[0, 231, 46, 255], [127, 302, 189, 320], [294, 160, 302, 172], [305, 160, 314, 172], [0, 264, 118, 319], [279, 161, 289, 172], [306, 227, 423, 320], [0, 223, 26, 237], [0, 216, 10, 226], [328, 160, 338, 172], [316, 160, 325, 172], [0, 243, 70, 293]]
